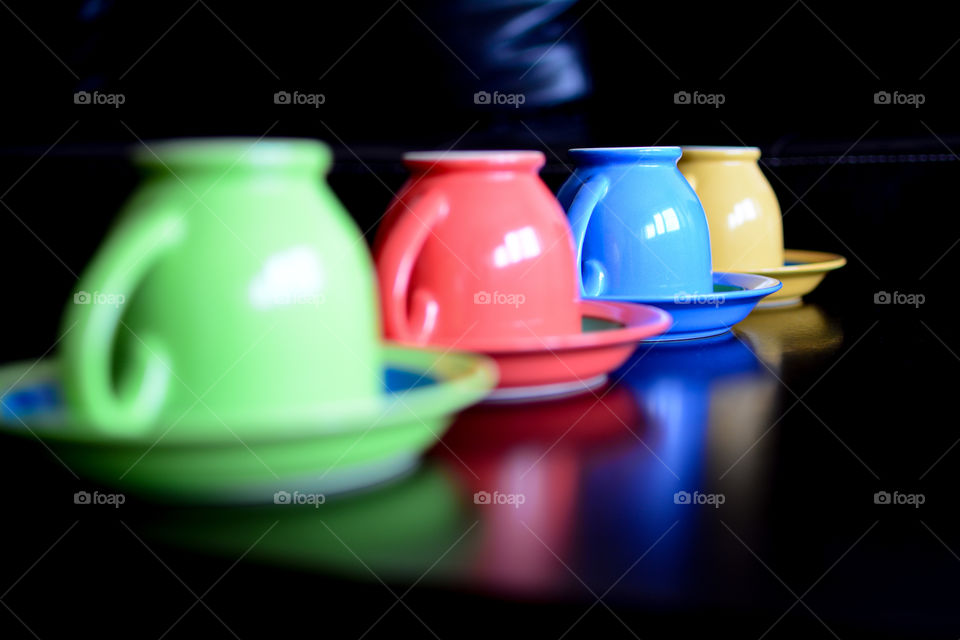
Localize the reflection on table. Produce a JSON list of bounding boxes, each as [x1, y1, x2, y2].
[[736, 303, 844, 372], [146, 304, 850, 604]]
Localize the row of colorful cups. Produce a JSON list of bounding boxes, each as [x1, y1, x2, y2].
[[0, 138, 844, 502], [59, 138, 845, 422]]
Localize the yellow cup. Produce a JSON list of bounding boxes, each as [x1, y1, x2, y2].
[[678, 146, 784, 272]]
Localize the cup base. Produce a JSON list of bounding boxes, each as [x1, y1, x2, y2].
[[757, 296, 803, 310], [484, 374, 608, 402]]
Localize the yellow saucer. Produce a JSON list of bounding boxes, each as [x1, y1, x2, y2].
[[749, 249, 846, 308]]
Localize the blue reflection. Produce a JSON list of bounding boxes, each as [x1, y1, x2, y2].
[[642, 207, 682, 239], [579, 333, 767, 598]]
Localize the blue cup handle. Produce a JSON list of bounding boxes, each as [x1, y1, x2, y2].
[[567, 173, 610, 297]]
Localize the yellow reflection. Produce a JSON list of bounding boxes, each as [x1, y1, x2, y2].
[[735, 303, 844, 371], [726, 199, 758, 230], [706, 370, 779, 532]]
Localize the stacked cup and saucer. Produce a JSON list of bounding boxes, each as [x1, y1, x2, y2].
[[373, 150, 672, 400], [558, 146, 782, 339], [0, 138, 497, 502]]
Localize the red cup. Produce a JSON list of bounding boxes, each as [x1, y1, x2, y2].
[[373, 151, 581, 348]]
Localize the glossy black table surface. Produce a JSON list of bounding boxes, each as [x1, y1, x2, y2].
[[2, 293, 957, 639]]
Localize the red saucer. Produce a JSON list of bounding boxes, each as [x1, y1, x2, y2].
[[416, 300, 672, 400]]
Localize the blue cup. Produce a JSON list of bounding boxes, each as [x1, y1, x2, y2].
[[557, 147, 713, 298]]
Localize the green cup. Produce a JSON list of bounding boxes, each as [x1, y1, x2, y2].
[[60, 138, 382, 437]]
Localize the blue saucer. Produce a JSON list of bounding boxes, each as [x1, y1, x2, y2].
[[590, 272, 782, 341]]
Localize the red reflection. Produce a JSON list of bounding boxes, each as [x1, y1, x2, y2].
[[432, 383, 643, 596]]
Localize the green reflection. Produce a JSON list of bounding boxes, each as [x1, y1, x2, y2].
[[146, 462, 475, 582]]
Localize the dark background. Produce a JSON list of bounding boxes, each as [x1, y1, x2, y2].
[[1, 1, 958, 638], [1, 0, 957, 352]]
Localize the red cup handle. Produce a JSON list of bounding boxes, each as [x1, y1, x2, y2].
[[375, 190, 448, 342]]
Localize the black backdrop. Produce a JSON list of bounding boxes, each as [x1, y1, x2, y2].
[[1, 2, 959, 638], [1, 0, 957, 360]]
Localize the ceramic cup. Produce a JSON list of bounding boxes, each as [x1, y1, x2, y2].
[[557, 147, 713, 298], [678, 146, 784, 271], [60, 138, 381, 435], [373, 150, 580, 347]]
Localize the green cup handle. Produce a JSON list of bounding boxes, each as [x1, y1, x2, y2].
[[61, 211, 184, 436]]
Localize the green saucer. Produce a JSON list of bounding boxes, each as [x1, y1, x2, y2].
[[0, 347, 496, 502]]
